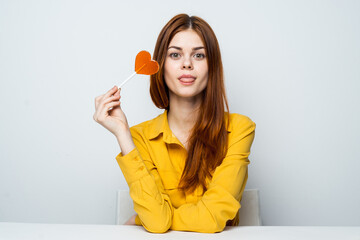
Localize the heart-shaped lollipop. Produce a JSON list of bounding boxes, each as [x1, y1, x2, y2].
[[119, 50, 159, 88], [135, 51, 159, 75]]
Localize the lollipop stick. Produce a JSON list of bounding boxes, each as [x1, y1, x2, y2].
[[118, 64, 146, 89], [118, 71, 136, 88]]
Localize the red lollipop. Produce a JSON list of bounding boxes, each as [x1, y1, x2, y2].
[[119, 51, 159, 88]]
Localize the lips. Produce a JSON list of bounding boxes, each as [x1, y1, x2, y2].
[[178, 74, 196, 85]]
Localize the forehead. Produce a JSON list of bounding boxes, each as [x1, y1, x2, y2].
[[168, 29, 204, 48]]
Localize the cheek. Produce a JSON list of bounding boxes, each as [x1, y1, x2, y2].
[[165, 59, 178, 71], [164, 59, 179, 82], [201, 65, 209, 87], [164, 59, 173, 76], [200, 62, 209, 80]]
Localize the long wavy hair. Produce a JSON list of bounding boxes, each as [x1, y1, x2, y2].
[[150, 14, 230, 197]]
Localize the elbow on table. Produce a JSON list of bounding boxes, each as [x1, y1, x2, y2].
[[171, 219, 225, 233], [141, 211, 172, 233], [196, 215, 229, 233], [137, 202, 173, 233], [143, 219, 171, 233], [201, 222, 226, 233]]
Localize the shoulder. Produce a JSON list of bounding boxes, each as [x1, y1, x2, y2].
[[129, 113, 163, 140], [228, 113, 256, 132], [130, 119, 153, 134], [227, 113, 256, 142]]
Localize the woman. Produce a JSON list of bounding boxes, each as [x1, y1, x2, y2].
[[93, 14, 255, 233]]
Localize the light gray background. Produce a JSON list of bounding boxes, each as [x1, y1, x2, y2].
[[1, 0, 359, 226]]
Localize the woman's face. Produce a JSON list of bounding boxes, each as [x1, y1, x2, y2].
[[164, 29, 208, 101]]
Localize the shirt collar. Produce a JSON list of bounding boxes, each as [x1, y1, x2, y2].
[[148, 110, 179, 144]]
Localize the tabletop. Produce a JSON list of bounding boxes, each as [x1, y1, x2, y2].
[[0, 222, 359, 240]]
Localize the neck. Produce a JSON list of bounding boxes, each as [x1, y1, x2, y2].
[[167, 93, 202, 140]]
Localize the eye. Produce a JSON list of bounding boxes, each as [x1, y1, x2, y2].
[[194, 53, 206, 59], [169, 52, 181, 59]]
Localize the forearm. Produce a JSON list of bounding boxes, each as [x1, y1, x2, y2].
[[171, 185, 241, 233], [116, 147, 173, 233], [115, 126, 136, 155]]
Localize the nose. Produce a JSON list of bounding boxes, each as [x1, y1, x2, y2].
[[182, 56, 193, 70]]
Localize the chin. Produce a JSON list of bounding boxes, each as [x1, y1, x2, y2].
[[176, 90, 203, 99]]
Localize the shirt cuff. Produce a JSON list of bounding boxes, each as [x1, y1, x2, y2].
[[115, 148, 149, 185]]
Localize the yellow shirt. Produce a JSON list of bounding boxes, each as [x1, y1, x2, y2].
[[116, 111, 256, 233]]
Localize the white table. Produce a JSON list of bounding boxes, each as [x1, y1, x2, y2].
[[0, 222, 359, 240]]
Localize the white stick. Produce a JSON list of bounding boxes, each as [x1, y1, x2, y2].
[[118, 71, 137, 88]]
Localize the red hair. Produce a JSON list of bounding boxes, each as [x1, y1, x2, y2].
[[150, 14, 230, 196]]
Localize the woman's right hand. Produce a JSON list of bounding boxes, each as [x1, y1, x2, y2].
[[93, 86, 128, 137]]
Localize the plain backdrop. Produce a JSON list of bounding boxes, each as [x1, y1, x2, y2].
[[0, 0, 359, 226]]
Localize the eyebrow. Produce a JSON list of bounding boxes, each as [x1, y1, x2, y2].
[[168, 46, 205, 50]]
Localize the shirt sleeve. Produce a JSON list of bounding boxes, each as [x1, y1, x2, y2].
[[116, 129, 173, 233], [170, 116, 256, 233]]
